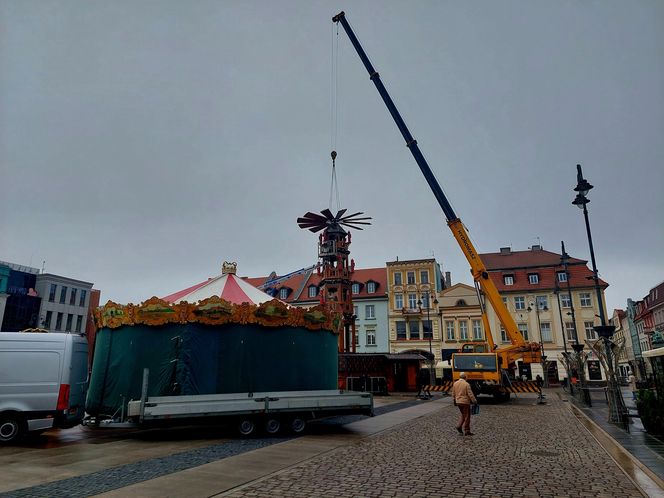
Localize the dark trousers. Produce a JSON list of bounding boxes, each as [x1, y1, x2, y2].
[[457, 404, 471, 433]]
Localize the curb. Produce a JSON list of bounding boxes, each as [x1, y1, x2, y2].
[[569, 402, 664, 498]]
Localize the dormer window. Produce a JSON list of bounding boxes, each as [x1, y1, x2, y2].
[[352, 283, 360, 294], [504, 275, 514, 285], [308, 285, 318, 298], [279, 288, 289, 300], [367, 281, 377, 294], [528, 273, 539, 284], [557, 272, 567, 283]]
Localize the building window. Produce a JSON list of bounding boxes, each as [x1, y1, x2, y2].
[[446, 321, 455, 341], [540, 322, 552, 342], [395, 294, 404, 309], [504, 275, 514, 285], [355, 331, 359, 345], [409, 320, 420, 340], [55, 312, 63, 330], [407, 272, 415, 285], [456, 299, 467, 307], [79, 289, 87, 307], [366, 329, 376, 346], [420, 271, 429, 284], [65, 314, 73, 332], [279, 288, 289, 300], [421, 293, 430, 308], [472, 320, 483, 340], [49, 284, 57, 302], [536, 296, 548, 310], [408, 293, 418, 309], [394, 272, 402, 285], [396, 321, 407, 339], [565, 322, 577, 342], [500, 327, 509, 343], [352, 283, 360, 294], [518, 323, 529, 341], [585, 321, 597, 340], [502, 297, 508, 307], [308, 286, 318, 298], [528, 273, 539, 284], [59, 286, 68, 304], [557, 272, 568, 283], [459, 320, 468, 341], [44, 311, 53, 329], [367, 282, 376, 294], [365, 305, 375, 319], [69, 288, 78, 306], [354, 306, 358, 318], [423, 320, 432, 339], [560, 294, 571, 308], [580, 293, 592, 307], [514, 296, 525, 310], [75, 315, 83, 333]]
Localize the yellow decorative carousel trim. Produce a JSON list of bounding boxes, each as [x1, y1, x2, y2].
[[95, 297, 339, 332]]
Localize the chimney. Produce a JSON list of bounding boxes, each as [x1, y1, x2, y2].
[[499, 247, 511, 255], [445, 271, 452, 288]]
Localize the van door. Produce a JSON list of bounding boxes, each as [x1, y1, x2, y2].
[[60, 337, 89, 427]]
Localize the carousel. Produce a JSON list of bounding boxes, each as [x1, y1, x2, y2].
[[86, 262, 340, 419]]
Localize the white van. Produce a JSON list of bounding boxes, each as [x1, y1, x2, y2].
[[0, 332, 88, 443]]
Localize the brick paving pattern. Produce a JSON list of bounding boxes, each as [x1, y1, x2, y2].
[[225, 396, 642, 498]]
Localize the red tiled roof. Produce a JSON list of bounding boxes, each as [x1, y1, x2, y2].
[[243, 267, 387, 303], [480, 249, 585, 270], [480, 249, 607, 292]]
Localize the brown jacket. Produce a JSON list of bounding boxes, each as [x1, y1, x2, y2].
[[452, 378, 477, 405]]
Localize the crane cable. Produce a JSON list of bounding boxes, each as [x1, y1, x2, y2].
[[329, 21, 340, 212]]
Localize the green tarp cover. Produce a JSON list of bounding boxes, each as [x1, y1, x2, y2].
[[86, 323, 338, 416]]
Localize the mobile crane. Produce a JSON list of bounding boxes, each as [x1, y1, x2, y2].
[[333, 12, 541, 399]]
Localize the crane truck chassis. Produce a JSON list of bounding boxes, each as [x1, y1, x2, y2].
[[333, 12, 542, 400]]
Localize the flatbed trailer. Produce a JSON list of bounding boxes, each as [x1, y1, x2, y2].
[[84, 370, 373, 436]]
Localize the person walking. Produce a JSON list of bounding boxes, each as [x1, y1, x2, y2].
[[452, 372, 477, 436], [627, 371, 637, 401]]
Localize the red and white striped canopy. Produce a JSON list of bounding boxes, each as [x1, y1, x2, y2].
[[162, 272, 275, 305]]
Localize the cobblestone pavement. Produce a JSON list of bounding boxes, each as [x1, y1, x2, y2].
[[223, 396, 643, 498], [0, 398, 422, 497]]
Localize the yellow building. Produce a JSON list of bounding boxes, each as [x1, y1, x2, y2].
[[386, 259, 442, 368]]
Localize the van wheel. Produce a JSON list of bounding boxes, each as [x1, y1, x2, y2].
[[289, 417, 306, 434], [238, 419, 255, 436], [264, 418, 281, 435], [0, 416, 23, 443]]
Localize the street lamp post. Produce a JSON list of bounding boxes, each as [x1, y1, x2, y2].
[[572, 164, 623, 423], [554, 282, 572, 394], [528, 300, 549, 388], [418, 290, 439, 387]]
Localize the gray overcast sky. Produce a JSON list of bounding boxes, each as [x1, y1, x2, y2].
[[1, 1, 662, 314]]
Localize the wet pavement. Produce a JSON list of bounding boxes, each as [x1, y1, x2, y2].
[[569, 385, 664, 496], [1, 391, 662, 497]]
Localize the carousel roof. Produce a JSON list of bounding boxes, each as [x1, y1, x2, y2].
[[162, 262, 277, 305]]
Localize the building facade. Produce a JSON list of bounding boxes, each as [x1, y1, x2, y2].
[[437, 283, 484, 379], [34, 273, 94, 334], [0, 261, 42, 331], [480, 245, 609, 383], [385, 258, 444, 363]]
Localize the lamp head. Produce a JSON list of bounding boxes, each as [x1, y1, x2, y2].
[[574, 164, 594, 196], [572, 193, 589, 210]]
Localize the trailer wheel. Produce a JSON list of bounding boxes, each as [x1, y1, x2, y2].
[[264, 418, 281, 435], [238, 419, 255, 436], [289, 417, 306, 434], [0, 415, 24, 443]]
